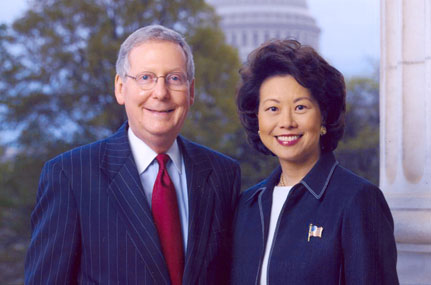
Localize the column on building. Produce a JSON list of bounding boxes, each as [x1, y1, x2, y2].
[[380, 0, 431, 284]]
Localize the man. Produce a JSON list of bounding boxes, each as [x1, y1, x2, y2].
[[25, 25, 241, 284]]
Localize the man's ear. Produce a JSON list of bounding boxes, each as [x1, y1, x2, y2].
[[114, 74, 125, 105], [189, 78, 195, 106]]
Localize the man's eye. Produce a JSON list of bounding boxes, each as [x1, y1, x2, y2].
[[170, 75, 180, 81], [140, 74, 153, 81], [167, 73, 186, 85], [168, 74, 184, 82]]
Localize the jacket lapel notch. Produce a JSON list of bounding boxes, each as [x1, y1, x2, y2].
[[300, 152, 339, 199]]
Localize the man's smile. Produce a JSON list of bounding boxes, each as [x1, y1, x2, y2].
[[145, 107, 175, 113]]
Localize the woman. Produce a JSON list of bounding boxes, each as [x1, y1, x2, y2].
[[231, 40, 398, 284]]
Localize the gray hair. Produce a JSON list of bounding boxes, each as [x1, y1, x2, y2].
[[115, 25, 195, 81]]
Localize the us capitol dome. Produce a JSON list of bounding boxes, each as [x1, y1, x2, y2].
[[206, 0, 321, 61]]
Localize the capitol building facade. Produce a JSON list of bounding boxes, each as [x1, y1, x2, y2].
[[206, 0, 321, 61]]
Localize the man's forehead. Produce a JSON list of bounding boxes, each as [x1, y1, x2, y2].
[[131, 40, 184, 54], [130, 40, 184, 60]]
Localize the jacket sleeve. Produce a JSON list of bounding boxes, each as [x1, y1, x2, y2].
[[232, 162, 241, 210], [341, 185, 399, 284], [25, 159, 81, 285]]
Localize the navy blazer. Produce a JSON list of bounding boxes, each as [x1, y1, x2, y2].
[[232, 152, 398, 284], [25, 122, 241, 284]]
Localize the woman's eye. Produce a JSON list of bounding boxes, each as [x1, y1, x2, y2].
[[266, 106, 278, 112], [296, 105, 306, 111]]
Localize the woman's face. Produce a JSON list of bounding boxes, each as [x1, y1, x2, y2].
[[258, 75, 322, 168]]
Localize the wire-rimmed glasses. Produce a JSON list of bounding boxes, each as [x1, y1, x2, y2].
[[125, 71, 189, 91]]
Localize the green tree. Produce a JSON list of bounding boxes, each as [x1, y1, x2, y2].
[[335, 76, 380, 184]]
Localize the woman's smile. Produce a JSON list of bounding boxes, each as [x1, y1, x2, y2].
[[276, 135, 302, 146]]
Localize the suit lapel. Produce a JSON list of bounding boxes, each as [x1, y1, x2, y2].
[[101, 123, 170, 284], [178, 137, 215, 284]]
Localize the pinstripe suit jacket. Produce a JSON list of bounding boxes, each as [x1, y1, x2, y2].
[[25, 122, 241, 284]]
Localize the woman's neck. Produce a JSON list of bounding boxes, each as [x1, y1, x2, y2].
[[278, 154, 320, 186]]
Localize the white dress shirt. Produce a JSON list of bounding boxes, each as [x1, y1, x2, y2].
[[128, 128, 189, 250]]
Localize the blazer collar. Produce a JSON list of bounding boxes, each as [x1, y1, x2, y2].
[[245, 167, 281, 204], [100, 121, 133, 174], [247, 151, 339, 204], [300, 151, 339, 199]]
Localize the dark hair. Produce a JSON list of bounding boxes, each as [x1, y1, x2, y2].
[[236, 39, 346, 155]]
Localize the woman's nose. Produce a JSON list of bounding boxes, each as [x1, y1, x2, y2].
[[280, 109, 297, 129]]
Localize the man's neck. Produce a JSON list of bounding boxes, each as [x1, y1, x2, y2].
[[129, 127, 177, 154]]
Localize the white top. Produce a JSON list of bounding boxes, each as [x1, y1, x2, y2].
[[260, 185, 293, 285], [128, 128, 189, 250]]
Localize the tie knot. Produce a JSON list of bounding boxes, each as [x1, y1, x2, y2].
[[156, 153, 170, 169]]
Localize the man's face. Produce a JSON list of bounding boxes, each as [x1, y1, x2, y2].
[[115, 40, 194, 152]]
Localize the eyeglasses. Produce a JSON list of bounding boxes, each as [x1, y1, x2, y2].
[[125, 71, 189, 91]]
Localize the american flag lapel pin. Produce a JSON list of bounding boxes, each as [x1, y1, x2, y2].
[[308, 223, 323, 242]]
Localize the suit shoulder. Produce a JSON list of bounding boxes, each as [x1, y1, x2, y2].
[[44, 137, 107, 172], [332, 164, 376, 188], [331, 164, 384, 201]]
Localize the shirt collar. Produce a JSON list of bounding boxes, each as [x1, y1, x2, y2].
[[128, 127, 183, 175]]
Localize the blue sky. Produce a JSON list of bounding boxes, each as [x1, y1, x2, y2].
[[0, 0, 380, 77], [308, 0, 380, 77]]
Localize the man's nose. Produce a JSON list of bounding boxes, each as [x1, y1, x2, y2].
[[152, 77, 169, 100]]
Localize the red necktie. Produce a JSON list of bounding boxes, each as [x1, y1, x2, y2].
[[152, 154, 184, 285]]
